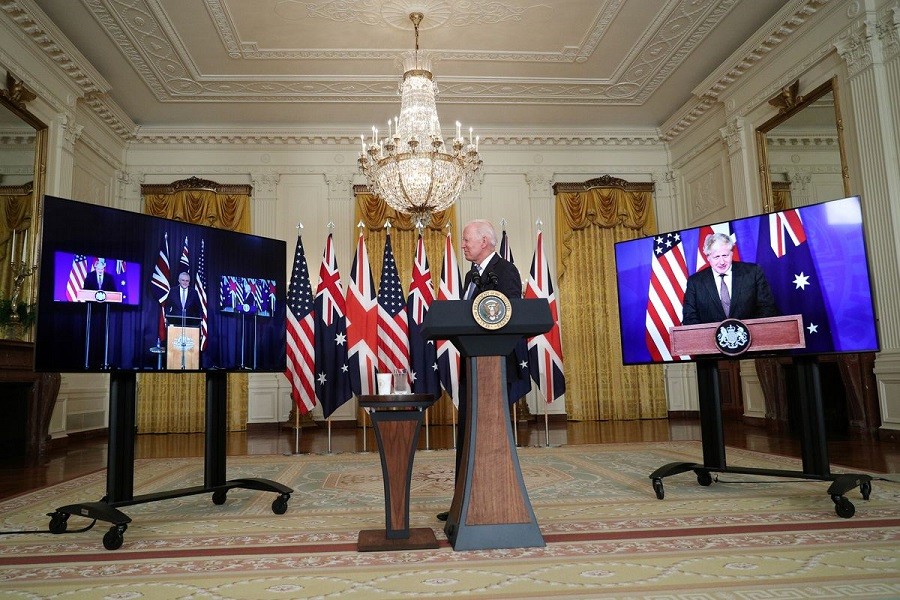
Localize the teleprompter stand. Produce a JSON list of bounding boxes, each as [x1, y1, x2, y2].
[[423, 298, 552, 551], [47, 371, 293, 550], [650, 315, 872, 518]]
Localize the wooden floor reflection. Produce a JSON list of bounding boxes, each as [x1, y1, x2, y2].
[[1, 417, 897, 500]]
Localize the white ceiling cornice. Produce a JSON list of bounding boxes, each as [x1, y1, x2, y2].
[[661, 0, 831, 142]]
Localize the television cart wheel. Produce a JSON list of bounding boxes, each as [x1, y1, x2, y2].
[[211, 490, 227, 505], [832, 494, 855, 519], [696, 470, 713, 486], [652, 478, 664, 500], [272, 493, 290, 515], [47, 511, 69, 534], [103, 524, 127, 550]]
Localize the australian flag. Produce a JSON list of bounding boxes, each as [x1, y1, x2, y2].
[[314, 233, 352, 418], [407, 233, 441, 398], [755, 209, 834, 354]]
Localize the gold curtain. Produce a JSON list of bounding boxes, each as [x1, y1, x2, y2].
[[555, 178, 667, 421], [353, 187, 458, 424], [137, 178, 252, 433], [0, 184, 33, 296]]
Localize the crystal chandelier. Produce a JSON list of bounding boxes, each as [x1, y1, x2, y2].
[[359, 12, 482, 224]]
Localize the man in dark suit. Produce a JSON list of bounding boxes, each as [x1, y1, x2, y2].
[[169, 271, 202, 321], [82, 258, 118, 292], [682, 232, 778, 325], [437, 219, 523, 522]]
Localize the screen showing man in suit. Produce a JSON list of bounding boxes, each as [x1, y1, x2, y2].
[[682, 232, 778, 325], [82, 258, 118, 292]]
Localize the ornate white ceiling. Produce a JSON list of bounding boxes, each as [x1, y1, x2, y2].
[[18, 0, 821, 137]]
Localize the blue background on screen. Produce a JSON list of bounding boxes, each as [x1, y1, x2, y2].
[[614, 196, 878, 364]]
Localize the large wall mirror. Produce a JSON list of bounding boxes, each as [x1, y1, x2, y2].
[[0, 71, 47, 330], [756, 77, 850, 213]]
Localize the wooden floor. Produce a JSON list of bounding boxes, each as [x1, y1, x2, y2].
[[1, 417, 898, 501]]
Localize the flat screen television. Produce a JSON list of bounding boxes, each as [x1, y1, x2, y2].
[[614, 196, 879, 365], [35, 195, 287, 372]]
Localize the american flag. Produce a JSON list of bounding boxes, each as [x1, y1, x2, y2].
[[150, 233, 171, 340], [407, 233, 440, 397], [346, 230, 378, 396], [500, 228, 532, 404], [696, 222, 741, 270], [525, 230, 565, 403], [65, 254, 88, 301], [194, 239, 208, 351], [645, 230, 689, 362], [436, 230, 462, 407], [314, 233, 352, 418], [285, 234, 316, 414], [377, 232, 410, 384]]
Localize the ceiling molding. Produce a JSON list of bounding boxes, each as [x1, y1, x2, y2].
[[661, 0, 831, 142], [128, 127, 664, 147]]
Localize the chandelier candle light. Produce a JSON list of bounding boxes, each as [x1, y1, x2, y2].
[[359, 12, 482, 224]]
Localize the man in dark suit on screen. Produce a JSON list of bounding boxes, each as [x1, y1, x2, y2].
[[82, 258, 118, 292], [436, 218, 523, 522], [169, 271, 202, 321], [682, 232, 778, 325]]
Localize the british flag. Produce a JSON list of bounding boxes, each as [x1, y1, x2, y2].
[[314, 233, 351, 418], [377, 232, 411, 384], [285, 234, 316, 414], [346, 230, 378, 397], [65, 254, 89, 302], [194, 239, 208, 351], [525, 230, 565, 403], [645, 230, 689, 362], [407, 233, 440, 397], [150, 233, 171, 340], [436, 229, 462, 406]]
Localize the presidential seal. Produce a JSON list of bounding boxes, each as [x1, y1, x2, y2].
[[715, 318, 752, 356], [94, 290, 107, 302], [472, 290, 512, 330]]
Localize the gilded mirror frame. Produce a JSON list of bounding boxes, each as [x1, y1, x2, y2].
[[0, 71, 48, 315], [755, 77, 850, 213]]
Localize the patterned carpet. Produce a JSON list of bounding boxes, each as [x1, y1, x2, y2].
[[0, 442, 898, 599]]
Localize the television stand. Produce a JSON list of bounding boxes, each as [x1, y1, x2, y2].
[[47, 371, 293, 550], [650, 356, 872, 519]]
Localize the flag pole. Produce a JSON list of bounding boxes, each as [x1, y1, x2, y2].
[[543, 398, 550, 447], [327, 418, 332, 454], [294, 407, 300, 454]]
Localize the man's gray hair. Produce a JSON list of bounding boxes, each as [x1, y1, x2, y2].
[[703, 232, 734, 255], [468, 219, 497, 248]]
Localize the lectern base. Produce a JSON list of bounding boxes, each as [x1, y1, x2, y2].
[[445, 520, 544, 552], [357, 527, 439, 552]]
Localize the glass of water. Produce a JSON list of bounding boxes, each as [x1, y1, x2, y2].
[[392, 369, 410, 394]]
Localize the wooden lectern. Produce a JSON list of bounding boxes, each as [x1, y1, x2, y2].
[[165, 315, 202, 370], [357, 394, 439, 552], [651, 315, 873, 519], [423, 298, 552, 551]]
